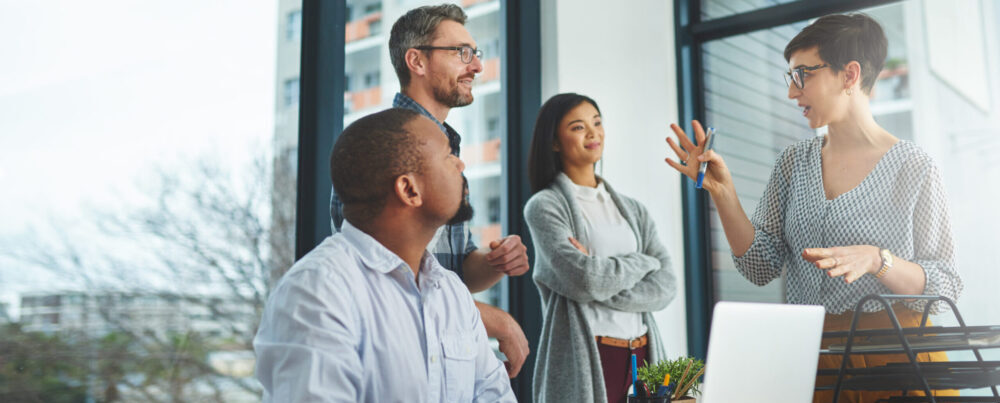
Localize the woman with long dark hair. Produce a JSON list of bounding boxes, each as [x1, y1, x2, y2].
[[525, 93, 677, 403]]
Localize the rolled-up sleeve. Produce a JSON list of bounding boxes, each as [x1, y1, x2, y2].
[[906, 162, 962, 313], [733, 147, 795, 286]]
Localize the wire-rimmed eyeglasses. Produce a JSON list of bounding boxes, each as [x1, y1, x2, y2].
[[783, 63, 829, 89], [413, 45, 484, 64]]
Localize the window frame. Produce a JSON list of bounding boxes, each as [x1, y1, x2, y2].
[[674, 0, 901, 360], [295, 0, 344, 259], [297, 1, 543, 401]]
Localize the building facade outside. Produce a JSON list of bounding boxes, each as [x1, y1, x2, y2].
[[19, 291, 255, 340], [269, 0, 304, 286]]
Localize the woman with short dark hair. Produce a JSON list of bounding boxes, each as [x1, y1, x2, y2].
[[525, 93, 677, 403], [665, 13, 961, 402]]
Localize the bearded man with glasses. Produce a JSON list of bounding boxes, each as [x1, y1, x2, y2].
[[330, 3, 532, 380]]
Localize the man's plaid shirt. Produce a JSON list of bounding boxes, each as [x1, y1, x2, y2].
[[329, 92, 478, 279]]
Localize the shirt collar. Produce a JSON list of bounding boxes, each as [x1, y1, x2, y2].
[[394, 92, 444, 126], [341, 220, 448, 283], [394, 92, 462, 156], [559, 172, 608, 201]]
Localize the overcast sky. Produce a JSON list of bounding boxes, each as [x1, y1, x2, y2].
[[0, 1, 280, 303]]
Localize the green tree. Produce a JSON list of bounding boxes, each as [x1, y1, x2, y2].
[[0, 323, 89, 403]]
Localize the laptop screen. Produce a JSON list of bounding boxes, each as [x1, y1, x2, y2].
[[700, 301, 825, 403]]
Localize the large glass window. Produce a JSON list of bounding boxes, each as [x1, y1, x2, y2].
[[699, 3, 1000, 386], [700, 0, 944, 305], [0, 1, 301, 401], [342, 0, 508, 310], [702, 3, 913, 305], [702, 20, 811, 303], [701, 0, 799, 20]]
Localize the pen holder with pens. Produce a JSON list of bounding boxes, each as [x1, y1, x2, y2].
[[627, 395, 671, 403], [635, 355, 704, 403], [627, 379, 676, 403]]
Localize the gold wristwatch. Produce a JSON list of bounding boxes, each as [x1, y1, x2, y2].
[[875, 248, 894, 279]]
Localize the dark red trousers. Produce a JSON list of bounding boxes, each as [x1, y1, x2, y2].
[[598, 342, 649, 403]]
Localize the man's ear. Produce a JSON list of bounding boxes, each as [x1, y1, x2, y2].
[[844, 60, 862, 90], [394, 173, 423, 208], [405, 48, 428, 80]]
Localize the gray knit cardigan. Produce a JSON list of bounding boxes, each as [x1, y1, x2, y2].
[[524, 174, 677, 403]]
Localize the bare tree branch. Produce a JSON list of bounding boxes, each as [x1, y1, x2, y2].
[[0, 148, 291, 401]]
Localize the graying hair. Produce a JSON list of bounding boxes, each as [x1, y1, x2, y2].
[[389, 4, 468, 88]]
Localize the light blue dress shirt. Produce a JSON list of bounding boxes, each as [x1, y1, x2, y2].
[[254, 221, 514, 402]]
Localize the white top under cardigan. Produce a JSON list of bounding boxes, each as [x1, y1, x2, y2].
[[525, 173, 677, 403], [563, 173, 647, 339]]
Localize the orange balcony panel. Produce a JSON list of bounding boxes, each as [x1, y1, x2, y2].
[[462, 0, 491, 7], [349, 86, 382, 112], [472, 224, 502, 246], [477, 58, 501, 83], [482, 138, 501, 162], [345, 20, 369, 43], [461, 138, 501, 165], [461, 143, 481, 165], [345, 12, 382, 43]]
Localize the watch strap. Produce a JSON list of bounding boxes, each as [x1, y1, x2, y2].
[[876, 248, 893, 279]]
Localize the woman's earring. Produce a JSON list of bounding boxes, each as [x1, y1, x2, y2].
[[846, 88, 853, 96]]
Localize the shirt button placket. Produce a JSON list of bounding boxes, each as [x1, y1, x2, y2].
[[422, 289, 442, 402]]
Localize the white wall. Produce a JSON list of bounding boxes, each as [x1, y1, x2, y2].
[[541, 0, 687, 357], [907, 0, 1000, 364]]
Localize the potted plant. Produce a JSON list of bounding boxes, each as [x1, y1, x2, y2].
[[874, 57, 910, 100], [637, 356, 705, 402]]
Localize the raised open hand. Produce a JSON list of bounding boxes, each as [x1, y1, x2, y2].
[[664, 120, 733, 194]]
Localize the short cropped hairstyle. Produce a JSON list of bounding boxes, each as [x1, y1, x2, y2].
[[330, 108, 425, 225], [784, 13, 887, 95], [527, 93, 601, 193], [389, 4, 468, 88]]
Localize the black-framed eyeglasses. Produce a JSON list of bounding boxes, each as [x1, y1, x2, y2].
[[784, 64, 829, 89], [413, 45, 483, 64]]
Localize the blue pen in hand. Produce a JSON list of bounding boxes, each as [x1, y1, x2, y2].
[[696, 127, 717, 189]]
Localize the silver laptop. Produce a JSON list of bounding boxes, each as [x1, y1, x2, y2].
[[700, 301, 826, 403]]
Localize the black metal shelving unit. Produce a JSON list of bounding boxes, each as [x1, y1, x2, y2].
[[816, 294, 1000, 403]]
